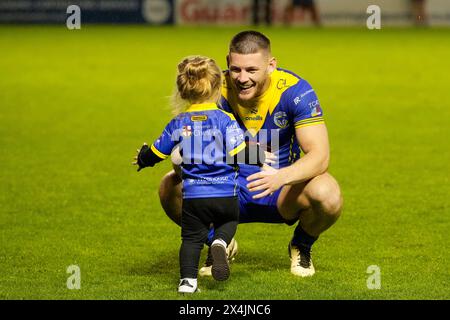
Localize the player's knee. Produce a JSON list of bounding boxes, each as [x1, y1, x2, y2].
[[307, 178, 343, 219], [158, 170, 180, 203], [325, 191, 343, 219], [158, 170, 183, 226], [158, 171, 172, 203]]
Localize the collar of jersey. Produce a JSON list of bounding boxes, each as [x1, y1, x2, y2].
[[256, 71, 277, 102], [233, 71, 278, 136], [186, 102, 218, 112]]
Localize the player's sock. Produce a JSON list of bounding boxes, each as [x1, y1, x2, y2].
[[291, 224, 318, 250]]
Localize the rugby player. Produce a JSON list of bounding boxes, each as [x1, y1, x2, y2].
[[159, 31, 343, 277]]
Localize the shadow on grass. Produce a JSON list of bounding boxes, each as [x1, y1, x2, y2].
[[125, 245, 290, 276], [122, 244, 299, 295], [126, 251, 179, 277], [233, 249, 288, 272]]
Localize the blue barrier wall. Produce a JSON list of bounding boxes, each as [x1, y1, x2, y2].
[[0, 0, 174, 24]]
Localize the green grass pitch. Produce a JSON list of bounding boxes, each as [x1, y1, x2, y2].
[[0, 25, 449, 300]]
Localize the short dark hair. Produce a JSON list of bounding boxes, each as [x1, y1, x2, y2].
[[229, 30, 271, 54]]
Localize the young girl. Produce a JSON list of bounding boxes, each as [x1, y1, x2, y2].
[[133, 56, 264, 293]]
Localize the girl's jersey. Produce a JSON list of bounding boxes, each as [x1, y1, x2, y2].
[[151, 103, 246, 199]]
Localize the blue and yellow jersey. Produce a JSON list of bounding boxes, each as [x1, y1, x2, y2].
[[151, 103, 246, 199], [220, 68, 325, 177]]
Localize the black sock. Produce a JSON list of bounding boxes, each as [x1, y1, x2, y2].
[[291, 224, 318, 250]]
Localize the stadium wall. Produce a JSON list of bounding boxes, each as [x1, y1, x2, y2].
[[0, 0, 449, 26]]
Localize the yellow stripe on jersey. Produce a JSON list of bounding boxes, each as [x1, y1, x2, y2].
[[295, 116, 324, 127], [228, 141, 246, 157], [222, 69, 300, 137], [295, 120, 325, 129], [288, 134, 294, 163], [218, 109, 237, 122], [295, 119, 324, 127], [186, 102, 219, 112], [151, 144, 169, 159], [295, 116, 324, 125]]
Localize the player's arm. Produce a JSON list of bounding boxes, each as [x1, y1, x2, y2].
[[280, 123, 329, 185], [133, 142, 169, 171], [247, 79, 329, 198], [133, 121, 175, 172], [277, 79, 329, 184], [246, 124, 329, 198]]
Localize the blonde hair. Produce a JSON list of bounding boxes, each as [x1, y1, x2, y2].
[[171, 56, 222, 115]]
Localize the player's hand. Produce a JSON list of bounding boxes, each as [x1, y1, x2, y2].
[[263, 150, 277, 165], [246, 165, 286, 199], [132, 142, 148, 172]]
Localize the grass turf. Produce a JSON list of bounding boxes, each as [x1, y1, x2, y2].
[[0, 25, 449, 300]]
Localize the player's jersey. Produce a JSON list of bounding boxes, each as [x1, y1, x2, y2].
[[151, 103, 246, 199], [220, 68, 325, 179]]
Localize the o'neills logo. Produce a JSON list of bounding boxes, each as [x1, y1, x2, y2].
[[245, 115, 263, 121]]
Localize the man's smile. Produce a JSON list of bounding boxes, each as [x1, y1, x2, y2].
[[237, 82, 255, 95]]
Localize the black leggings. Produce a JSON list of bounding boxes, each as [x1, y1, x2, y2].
[[180, 196, 239, 279]]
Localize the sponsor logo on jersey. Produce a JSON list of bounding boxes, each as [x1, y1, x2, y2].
[[245, 115, 263, 121], [274, 111, 289, 129], [226, 122, 240, 130], [294, 89, 315, 105], [187, 176, 229, 185], [277, 78, 289, 89], [191, 115, 208, 122], [182, 125, 192, 137], [229, 133, 244, 145], [308, 99, 322, 117]]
